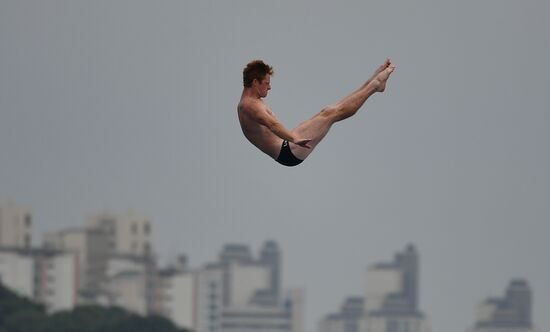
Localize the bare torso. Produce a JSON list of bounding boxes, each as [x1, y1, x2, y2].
[[237, 95, 282, 159]]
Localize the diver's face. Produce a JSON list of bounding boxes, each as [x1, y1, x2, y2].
[[255, 75, 271, 97]]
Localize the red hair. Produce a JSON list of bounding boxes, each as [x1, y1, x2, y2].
[[243, 60, 274, 87]]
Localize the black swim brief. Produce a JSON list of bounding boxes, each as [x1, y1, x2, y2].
[[276, 140, 303, 167]]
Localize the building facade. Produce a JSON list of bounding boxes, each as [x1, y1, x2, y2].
[[154, 256, 195, 330], [195, 263, 224, 332], [0, 247, 78, 313], [469, 280, 535, 332], [43, 227, 110, 293], [87, 212, 152, 257], [0, 248, 34, 298], [193, 241, 302, 332], [319, 297, 364, 332], [319, 245, 430, 332], [42, 211, 156, 315], [0, 203, 32, 249]]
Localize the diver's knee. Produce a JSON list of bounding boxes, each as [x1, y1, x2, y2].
[[320, 104, 345, 122], [319, 105, 338, 118]]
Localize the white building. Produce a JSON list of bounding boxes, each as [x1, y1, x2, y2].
[[0, 203, 32, 249], [102, 253, 155, 315], [87, 212, 152, 257], [43, 227, 110, 293], [0, 247, 78, 313], [228, 262, 270, 307], [218, 290, 303, 332], [105, 270, 147, 315], [0, 248, 34, 298], [320, 245, 430, 332], [195, 264, 224, 332], [156, 265, 196, 330], [358, 314, 431, 332], [35, 250, 79, 313], [214, 242, 303, 332], [286, 288, 305, 332], [192, 241, 302, 332], [365, 264, 403, 313], [220, 305, 292, 332], [42, 211, 155, 315]]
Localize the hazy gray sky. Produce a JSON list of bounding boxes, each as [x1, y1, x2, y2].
[[1, 1, 549, 332]]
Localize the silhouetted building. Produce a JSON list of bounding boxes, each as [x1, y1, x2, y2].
[[319, 244, 430, 332], [194, 241, 303, 332], [469, 279, 534, 332], [319, 297, 364, 332], [365, 244, 420, 316], [259, 240, 282, 306]]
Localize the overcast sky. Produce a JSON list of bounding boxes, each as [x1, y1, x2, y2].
[[1, 1, 549, 332]]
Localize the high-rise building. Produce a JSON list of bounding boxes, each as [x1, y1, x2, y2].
[[103, 252, 157, 315], [0, 247, 34, 298], [319, 297, 364, 332], [259, 240, 282, 306], [358, 314, 430, 332], [0, 247, 78, 313], [365, 244, 420, 316], [85, 211, 157, 313], [104, 269, 148, 315], [218, 290, 303, 332], [0, 203, 32, 249], [193, 241, 303, 332], [469, 279, 534, 332], [154, 255, 195, 330], [87, 212, 152, 257], [395, 244, 419, 312], [33, 249, 79, 313], [44, 211, 156, 314], [195, 263, 224, 332], [286, 288, 305, 332], [43, 227, 110, 293], [319, 244, 430, 332], [219, 305, 291, 332], [362, 244, 429, 332]]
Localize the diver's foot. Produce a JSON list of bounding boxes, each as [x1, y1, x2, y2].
[[370, 65, 395, 92]]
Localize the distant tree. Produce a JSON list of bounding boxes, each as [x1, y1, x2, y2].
[[0, 284, 191, 332], [0, 284, 46, 332]]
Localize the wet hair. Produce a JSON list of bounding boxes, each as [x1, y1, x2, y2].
[[243, 60, 274, 87]]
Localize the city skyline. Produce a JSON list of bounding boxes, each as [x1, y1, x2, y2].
[[0, 202, 541, 332], [1, 1, 549, 332]]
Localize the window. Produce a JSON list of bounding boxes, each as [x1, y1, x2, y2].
[[24, 214, 32, 227], [144, 223, 151, 235]]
